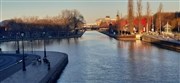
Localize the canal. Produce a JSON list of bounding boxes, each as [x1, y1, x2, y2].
[[0, 31, 179, 83]]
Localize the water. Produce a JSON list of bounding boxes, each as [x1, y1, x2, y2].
[[0, 31, 179, 83]]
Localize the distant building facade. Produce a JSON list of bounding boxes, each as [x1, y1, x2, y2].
[[97, 11, 179, 33]]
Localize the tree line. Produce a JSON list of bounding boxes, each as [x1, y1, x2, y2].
[[98, 0, 179, 34], [1, 9, 85, 35]]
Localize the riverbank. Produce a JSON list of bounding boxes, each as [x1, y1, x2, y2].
[[141, 35, 180, 52], [100, 31, 141, 40], [0, 31, 85, 42], [100, 31, 116, 38], [1, 51, 68, 83], [101, 30, 180, 52]]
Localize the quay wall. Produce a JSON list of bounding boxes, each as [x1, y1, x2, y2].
[[1, 51, 69, 83], [141, 35, 180, 52], [40, 53, 68, 83]]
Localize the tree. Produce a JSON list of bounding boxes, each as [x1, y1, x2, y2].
[[128, 0, 134, 34], [4, 9, 85, 35], [116, 11, 121, 34], [61, 9, 72, 27], [71, 9, 85, 30], [146, 2, 150, 32], [61, 9, 85, 30], [156, 3, 163, 32], [137, 0, 142, 33]]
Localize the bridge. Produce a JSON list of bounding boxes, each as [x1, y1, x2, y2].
[[83, 23, 100, 30]]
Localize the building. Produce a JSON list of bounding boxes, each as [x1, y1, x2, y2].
[[96, 16, 116, 28]]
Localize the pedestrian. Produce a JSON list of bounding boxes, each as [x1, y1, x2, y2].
[[48, 62, 51, 70], [0, 48, 2, 53], [37, 57, 42, 64], [43, 58, 48, 63]]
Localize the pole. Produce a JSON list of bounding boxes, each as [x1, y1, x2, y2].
[[31, 40, 33, 53], [16, 33, 20, 54], [152, 16, 154, 32], [44, 38, 46, 58], [160, 18, 161, 33], [17, 40, 20, 53], [22, 33, 26, 71], [146, 23, 148, 33], [43, 32, 46, 59]]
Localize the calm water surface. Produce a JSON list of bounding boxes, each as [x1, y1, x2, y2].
[[0, 31, 179, 83]]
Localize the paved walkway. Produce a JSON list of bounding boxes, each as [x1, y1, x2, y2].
[[146, 35, 180, 45], [1, 51, 68, 83], [0, 53, 40, 81], [0, 54, 22, 70]]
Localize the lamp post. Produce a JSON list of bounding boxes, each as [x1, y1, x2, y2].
[[43, 32, 47, 59], [21, 32, 26, 71], [16, 32, 20, 54], [152, 24, 154, 32], [31, 40, 33, 53], [151, 13, 154, 32], [30, 32, 33, 53]]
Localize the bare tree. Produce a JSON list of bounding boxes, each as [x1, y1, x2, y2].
[[156, 3, 163, 32], [128, 0, 134, 34], [146, 2, 150, 32], [137, 0, 142, 33], [71, 9, 85, 30], [116, 11, 120, 34], [61, 9, 85, 33], [61, 9, 72, 27], [5, 9, 85, 35]]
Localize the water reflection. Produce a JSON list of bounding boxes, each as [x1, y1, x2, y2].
[[0, 31, 179, 83], [0, 37, 80, 52], [117, 40, 179, 82]]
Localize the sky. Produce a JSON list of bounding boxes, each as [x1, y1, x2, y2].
[[0, 0, 180, 23]]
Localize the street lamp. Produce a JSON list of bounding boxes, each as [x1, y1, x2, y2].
[[151, 12, 154, 32], [30, 32, 33, 53], [21, 32, 26, 71], [30, 40, 33, 53], [16, 32, 20, 54], [43, 32, 47, 60]]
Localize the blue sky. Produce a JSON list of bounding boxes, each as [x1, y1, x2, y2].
[[0, 0, 179, 23]]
